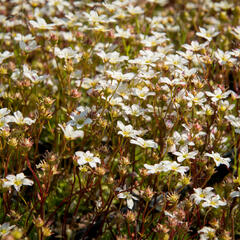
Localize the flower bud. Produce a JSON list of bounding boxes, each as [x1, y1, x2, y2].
[[42, 226, 52, 237], [34, 216, 44, 228], [125, 211, 136, 223], [8, 138, 18, 148]]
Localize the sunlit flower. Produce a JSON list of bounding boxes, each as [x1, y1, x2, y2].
[[75, 151, 101, 168], [214, 49, 236, 65], [132, 87, 155, 100], [117, 121, 140, 138], [182, 41, 208, 52], [173, 146, 198, 162], [83, 10, 107, 25], [144, 162, 169, 174], [230, 187, 240, 198], [29, 17, 55, 30], [168, 161, 189, 176], [204, 151, 231, 168], [115, 26, 132, 39], [196, 27, 219, 42], [3, 173, 34, 192], [130, 137, 158, 149], [7, 111, 35, 125], [202, 195, 226, 208], [0, 222, 15, 237], [198, 226, 216, 240], [68, 107, 92, 129], [205, 88, 231, 102], [58, 124, 84, 140], [19, 40, 39, 52], [231, 26, 240, 40], [117, 186, 138, 209], [0, 51, 13, 64], [190, 187, 215, 204], [54, 47, 77, 60]]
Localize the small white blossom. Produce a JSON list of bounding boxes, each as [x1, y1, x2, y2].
[[173, 146, 198, 162], [202, 195, 226, 208], [117, 121, 141, 138], [130, 137, 158, 149], [117, 186, 138, 209], [190, 187, 215, 204], [196, 27, 219, 41], [198, 226, 216, 240], [230, 187, 240, 198], [29, 17, 55, 30], [0, 51, 13, 64], [75, 151, 101, 168], [59, 124, 84, 140], [204, 151, 231, 168], [7, 111, 35, 125], [19, 40, 39, 52], [3, 173, 34, 192], [0, 222, 15, 237]]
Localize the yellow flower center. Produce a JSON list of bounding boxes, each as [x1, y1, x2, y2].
[[14, 179, 22, 186]]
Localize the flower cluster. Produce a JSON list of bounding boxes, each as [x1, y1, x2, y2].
[[0, 0, 240, 239]]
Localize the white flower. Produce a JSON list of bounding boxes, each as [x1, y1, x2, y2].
[[115, 26, 132, 39], [225, 115, 240, 133], [117, 121, 140, 138], [144, 162, 168, 174], [140, 34, 167, 48], [184, 92, 206, 107], [117, 186, 138, 209], [197, 104, 214, 116], [29, 17, 55, 30], [19, 40, 39, 52], [0, 51, 13, 64], [202, 195, 226, 208], [168, 161, 189, 176], [0, 222, 15, 237], [0, 117, 10, 130], [218, 100, 234, 112], [54, 47, 77, 60], [204, 151, 231, 168], [129, 50, 159, 67], [83, 10, 107, 25], [0, 108, 10, 119], [173, 146, 198, 162], [3, 173, 34, 192], [214, 49, 236, 65], [58, 124, 84, 140], [130, 137, 158, 149], [75, 151, 101, 168], [7, 111, 35, 125], [182, 41, 208, 52], [67, 109, 92, 129], [190, 187, 215, 204], [165, 54, 188, 68], [205, 88, 231, 102], [14, 33, 34, 42], [230, 187, 240, 198], [107, 70, 135, 82], [198, 226, 216, 240], [23, 65, 48, 84], [122, 104, 145, 117], [97, 51, 128, 64], [127, 5, 144, 15], [196, 27, 219, 42], [159, 77, 186, 87], [231, 26, 240, 40], [132, 87, 155, 100]]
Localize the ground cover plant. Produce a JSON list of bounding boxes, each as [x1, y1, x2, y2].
[[1, 0, 240, 239]]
